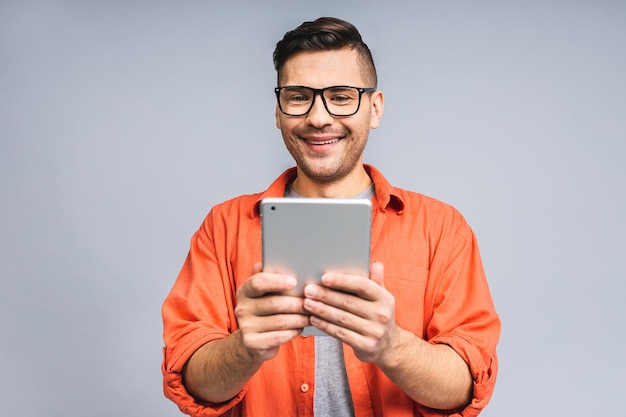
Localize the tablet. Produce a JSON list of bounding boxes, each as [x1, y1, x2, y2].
[[260, 197, 372, 335]]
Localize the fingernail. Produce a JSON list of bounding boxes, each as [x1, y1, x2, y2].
[[304, 285, 316, 297]]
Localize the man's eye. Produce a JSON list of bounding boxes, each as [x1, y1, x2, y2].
[[292, 95, 310, 102], [329, 95, 353, 104], [287, 94, 311, 103]]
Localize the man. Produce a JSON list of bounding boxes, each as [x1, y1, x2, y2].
[[162, 17, 500, 417]]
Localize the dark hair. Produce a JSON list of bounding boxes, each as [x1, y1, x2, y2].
[[273, 17, 377, 87]]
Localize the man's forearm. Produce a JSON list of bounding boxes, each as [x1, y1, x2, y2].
[[183, 330, 263, 404], [377, 327, 473, 411]]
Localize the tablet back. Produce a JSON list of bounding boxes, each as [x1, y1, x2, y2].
[[260, 197, 372, 297]]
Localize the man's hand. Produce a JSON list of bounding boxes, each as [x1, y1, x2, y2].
[[184, 262, 310, 403], [235, 262, 310, 362], [301, 261, 397, 363], [301, 261, 473, 410]]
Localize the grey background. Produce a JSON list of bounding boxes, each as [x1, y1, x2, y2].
[[1, 1, 624, 416]]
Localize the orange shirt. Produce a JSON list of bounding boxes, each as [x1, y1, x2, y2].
[[162, 165, 500, 417]]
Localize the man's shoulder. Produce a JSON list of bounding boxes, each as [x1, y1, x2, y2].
[[367, 164, 463, 220], [208, 168, 297, 217], [387, 186, 473, 235], [209, 192, 262, 217], [392, 186, 460, 214]]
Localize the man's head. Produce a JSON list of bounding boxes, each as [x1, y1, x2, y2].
[[273, 18, 384, 196], [273, 17, 377, 88]]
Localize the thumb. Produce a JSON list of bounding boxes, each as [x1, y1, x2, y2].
[[370, 262, 384, 287]]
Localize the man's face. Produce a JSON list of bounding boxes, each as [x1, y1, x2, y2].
[[275, 49, 383, 188]]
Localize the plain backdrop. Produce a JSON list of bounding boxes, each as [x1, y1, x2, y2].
[[1, 1, 624, 416]]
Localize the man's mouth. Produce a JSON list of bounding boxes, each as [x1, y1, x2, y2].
[[305, 138, 340, 145]]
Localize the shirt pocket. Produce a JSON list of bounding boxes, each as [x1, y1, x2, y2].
[[385, 261, 429, 337]]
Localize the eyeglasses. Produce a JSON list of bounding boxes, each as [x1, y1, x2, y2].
[[275, 85, 376, 117]]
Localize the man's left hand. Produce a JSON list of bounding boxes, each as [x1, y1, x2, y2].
[[302, 261, 397, 363]]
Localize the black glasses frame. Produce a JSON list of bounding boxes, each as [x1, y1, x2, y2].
[[274, 85, 377, 117]]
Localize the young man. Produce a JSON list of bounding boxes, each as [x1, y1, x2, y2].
[[162, 17, 500, 417]]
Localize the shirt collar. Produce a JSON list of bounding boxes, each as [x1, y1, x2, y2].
[[250, 164, 405, 218]]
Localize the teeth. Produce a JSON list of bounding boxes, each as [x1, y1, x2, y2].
[[307, 138, 339, 145]]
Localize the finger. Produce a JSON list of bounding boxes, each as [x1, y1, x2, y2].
[[254, 294, 308, 316], [242, 312, 310, 333], [304, 297, 371, 332], [235, 293, 307, 324], [370, 262, 384, 287], [240, 328, 303, 362], [319, 272, 380, 301], [241, 272, 297, 298], [307, 315, 384, 363], [304, 282, 395, 331], [251, 261, 263, 275], [304, 284, 369, 317], [306, 299, 392, 362]]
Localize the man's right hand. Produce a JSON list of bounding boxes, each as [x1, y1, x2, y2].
[[234, 262, 310, 362], [183, 262, 309, 403]]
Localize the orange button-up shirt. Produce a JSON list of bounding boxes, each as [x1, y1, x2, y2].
[[162, 165, 500, 417]]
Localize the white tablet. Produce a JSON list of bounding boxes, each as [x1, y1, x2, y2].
[[260, 197, 372, 335]]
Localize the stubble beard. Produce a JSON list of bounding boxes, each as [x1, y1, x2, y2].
[[284, 130, 368, 185]]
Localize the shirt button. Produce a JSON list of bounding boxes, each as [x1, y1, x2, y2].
[[300, 383, 310, 393]]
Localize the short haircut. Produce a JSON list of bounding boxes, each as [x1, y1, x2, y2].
[[273, 17, 377, 88]]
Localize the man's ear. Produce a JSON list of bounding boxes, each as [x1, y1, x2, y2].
[[369, 90, 384, 129]]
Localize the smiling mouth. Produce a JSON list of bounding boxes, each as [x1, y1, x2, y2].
[[305, 138, 340, 145]]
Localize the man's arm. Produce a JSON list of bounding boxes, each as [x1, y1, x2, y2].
[[183, 330, 261, 403], [372, 327, 473, 410], [303, 262, 472, 410], [183, 263, 309, 403]]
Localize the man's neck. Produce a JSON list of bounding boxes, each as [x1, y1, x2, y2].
[[290, 166, 372, 198]]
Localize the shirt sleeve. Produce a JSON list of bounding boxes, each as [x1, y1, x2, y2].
[[161, 210, 246, 417], [419, 210, 501, 416]]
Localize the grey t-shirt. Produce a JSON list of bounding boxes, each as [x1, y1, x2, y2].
[[285, 183, 375, 416], [313, 337, 355, 416]]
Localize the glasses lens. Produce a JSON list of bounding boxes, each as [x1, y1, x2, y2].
[[278, 87, 363, 116], [322, 87, 360, 116], [278, 87, 314, 116]]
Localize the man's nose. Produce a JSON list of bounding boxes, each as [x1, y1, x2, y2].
[[306, 94, 334, 127]]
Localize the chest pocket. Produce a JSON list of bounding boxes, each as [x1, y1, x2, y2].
[[384, 260, 429, 338]]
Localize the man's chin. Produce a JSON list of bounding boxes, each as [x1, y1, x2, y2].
[[297, 163, 350, 185]]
